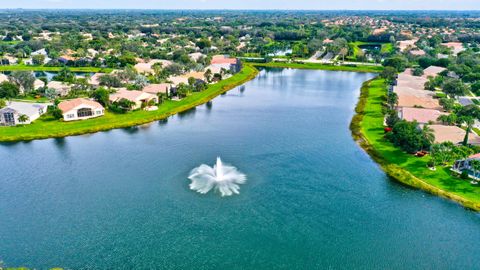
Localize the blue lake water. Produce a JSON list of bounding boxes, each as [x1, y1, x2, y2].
[[1, 68, 479, 269]]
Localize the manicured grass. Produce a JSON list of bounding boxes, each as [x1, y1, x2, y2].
[[0, 65, 259, 142], [0, 40, 21, 45], [352, 78, 480, 210], [250, 61, 383, 73], [348, 41, 394, 59], [0, 65, 113, 73]]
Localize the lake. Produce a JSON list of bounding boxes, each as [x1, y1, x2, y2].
[[1, 68, 479, 269]]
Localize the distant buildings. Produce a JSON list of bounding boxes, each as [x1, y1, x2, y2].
[[0, 101, 49, 126]]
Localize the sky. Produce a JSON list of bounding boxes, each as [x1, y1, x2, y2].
[[2, 0, 480, 10]]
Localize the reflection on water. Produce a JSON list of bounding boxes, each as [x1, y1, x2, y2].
[[206, 101, 213, 110], [177, 107, 196, 120]]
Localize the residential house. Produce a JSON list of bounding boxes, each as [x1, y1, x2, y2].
[[109, 89, 158, 110], [423, 66, 446, 78], [398, 107, 447, 124], [58, 98, 104, 121], [452, 153, 480, 180], [134, 59, 172, 74], [429, 125, 480, 145], [142, 83, 171, 95], [0, 101, 50, 126], [88, 73, 104, 88], [30, 48, 51, 64], [34, 79, 45, 90], [47, 81, 71, 96], [441, 42, 465, 55], [0, 73, 8, 83], [210, 55, 242, 73]]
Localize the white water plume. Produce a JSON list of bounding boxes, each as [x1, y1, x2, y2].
[[188, 157, 246, 196]]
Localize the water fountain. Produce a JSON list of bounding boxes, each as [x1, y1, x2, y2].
[[188, 157, 247, 196]]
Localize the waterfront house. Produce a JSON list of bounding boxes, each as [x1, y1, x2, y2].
[[429, 125, 480, 145], [394, 87, 442, 110], [210, 55, 242, 73], [452, 153, 480, 180], [58, 98, 104, 121], [0, 101, 49, 126], [109, 89, 158, 110], [398, 107, 446, 124], [142, 83, 171, 95]]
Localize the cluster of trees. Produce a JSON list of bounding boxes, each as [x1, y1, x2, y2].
[[386, 120, 435, 153]]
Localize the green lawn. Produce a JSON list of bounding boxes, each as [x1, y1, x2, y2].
[[0, 65, 113, 73], [353, 78, 480, 210], [0, 40, 21, 45], [348, 42, 394, 60], [250, 61, 383, 73], [0, 65, 259, 142]]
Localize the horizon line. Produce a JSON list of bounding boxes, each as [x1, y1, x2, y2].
[[1, 8, 480, 12]]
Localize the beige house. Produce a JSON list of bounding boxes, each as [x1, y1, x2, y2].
[[109, 89, 158, 110], [47, 81, 71, 96], [88, 73, 105, 88], [134, 59, 172, 74], [142, 83, 171, 95], [0, 73, 8, 83], [58, 98, 104, 121], [430, 125, 480, 145]]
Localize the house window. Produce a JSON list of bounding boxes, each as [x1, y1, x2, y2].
[[77, 108, 93, 118], [67, 114, 75, 119], [3, 112, 15, 125]]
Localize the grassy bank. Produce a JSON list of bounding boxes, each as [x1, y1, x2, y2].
[[0, 65, 113, 73], [351, 78, 480, 211], [0, 65, 259, 142], [250, 61, 383, 73]]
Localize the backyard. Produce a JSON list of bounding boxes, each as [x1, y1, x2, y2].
[[353, 78, 480, 210]]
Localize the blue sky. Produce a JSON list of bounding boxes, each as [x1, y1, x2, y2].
[[3, 0, 480, 10]]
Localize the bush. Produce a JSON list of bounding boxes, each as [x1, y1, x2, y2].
[[461, 170, 470, 180]]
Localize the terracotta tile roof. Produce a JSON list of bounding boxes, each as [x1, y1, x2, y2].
[[430, 125, 480, 145], [423, 66, 446, 78], [142, 83, 170, 94], [399, 107, 446, 124], [211, 55, 238, 65], [58, 98, 103, 113]]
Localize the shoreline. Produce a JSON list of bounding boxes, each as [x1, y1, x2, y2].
[[350, 78, 480, 211], [249, 61, 383, 73], [0, 65, 113, 73], [0, 65, 259, 142]]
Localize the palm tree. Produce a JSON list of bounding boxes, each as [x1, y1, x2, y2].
[[18, 114, 29, 124], [204, 69, 212, 83], [422, 124, 435, 149], [459, 116, 475, 146]]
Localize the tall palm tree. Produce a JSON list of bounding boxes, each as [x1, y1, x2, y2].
[[459, 116, 475, 146], [422, 124, 435, 148]]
